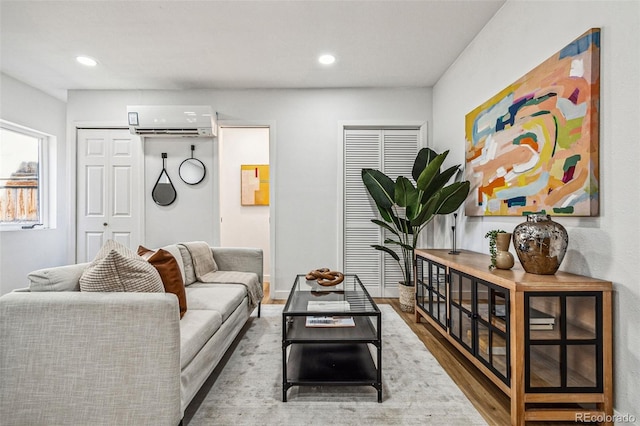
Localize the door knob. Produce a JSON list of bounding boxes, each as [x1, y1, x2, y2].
[[103, 223, 108, 226]]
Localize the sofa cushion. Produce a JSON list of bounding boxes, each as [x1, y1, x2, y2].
[[177, 245, 197, 286], [185, 284, 246, 322], [138, 246, 187, 319], [79, 240, 164, 293], [179, 242, 218, 280], [28, 263, 89, 292], [179, 309, 222, 369]]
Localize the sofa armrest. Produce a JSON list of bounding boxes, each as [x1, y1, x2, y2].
[[211, 247, 263, 284], [0, 292, 182, 426]]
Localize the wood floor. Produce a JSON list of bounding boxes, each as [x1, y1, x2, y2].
[[262, 282, 584, 425]]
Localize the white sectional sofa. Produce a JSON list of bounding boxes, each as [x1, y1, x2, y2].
[[0, 244, 263, 426]]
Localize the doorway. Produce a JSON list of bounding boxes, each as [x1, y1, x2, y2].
[[218, 127, 271, 283]]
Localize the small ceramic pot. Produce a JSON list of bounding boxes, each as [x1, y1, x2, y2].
[[495, 232, 514, 270]]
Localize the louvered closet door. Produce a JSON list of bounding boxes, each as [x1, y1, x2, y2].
[[344, 128, 419, 297], [344, 130, 382, 295], [381, 130, 420, 293]]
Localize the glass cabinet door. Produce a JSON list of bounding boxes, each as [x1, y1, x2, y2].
[[430, 261, 447, 329], [525, 292, 602, 393], [416, 257, 427, 313], [415, 256, 447, 330], [475, 280, 509, 384], [449, 269, 473, 352]]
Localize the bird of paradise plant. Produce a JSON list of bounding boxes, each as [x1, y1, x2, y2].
[[362, 148, 470, 286]]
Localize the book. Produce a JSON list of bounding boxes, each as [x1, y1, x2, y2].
[[306, 301, 351, 312], [530, 323, 555, 331], [305, 316, 355, 328], [529, 308, 556, 325]]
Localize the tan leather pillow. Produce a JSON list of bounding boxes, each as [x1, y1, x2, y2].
[[138, 246, 187, 319]]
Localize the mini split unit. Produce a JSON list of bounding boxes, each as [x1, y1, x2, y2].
[[127, 105, 217, 137]]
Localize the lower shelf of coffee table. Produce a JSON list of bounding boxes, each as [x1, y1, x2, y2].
[[283, 343, 381, 402]]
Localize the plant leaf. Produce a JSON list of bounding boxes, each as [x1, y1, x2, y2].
[[420, 165, 460, 202], [416, 151, 449, 191], [376, 205, 394, 223], [395, 176, 420, 217], [384, 239, 414, 251], [411, 192, 440, 227], [434, 181, 471, 215], [371, 244, 400, 261], [371, 219, 399, 236], [362, 168, 395, 209], [412, 148, 438, 181]]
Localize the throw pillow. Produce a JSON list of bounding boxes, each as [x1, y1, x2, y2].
[[138, 246, 187, 318], [79, 240, 164, 293], [177, 244, 198, 286]]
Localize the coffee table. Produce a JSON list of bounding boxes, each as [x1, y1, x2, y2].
[[282, 274, 382, 402]]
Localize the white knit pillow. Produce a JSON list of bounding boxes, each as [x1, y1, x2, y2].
[[79, 240, 164, 293]]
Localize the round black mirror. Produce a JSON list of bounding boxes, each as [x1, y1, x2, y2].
[[179, 145, 206, 185]]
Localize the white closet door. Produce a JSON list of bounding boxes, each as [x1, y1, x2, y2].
[[344, 129, 382, 295], [381, 130, 420, 292], [76, 129, 143, 262], [344, 128, 419, 297]]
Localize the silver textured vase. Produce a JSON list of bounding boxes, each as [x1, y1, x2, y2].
[[512, 214, 568, 275]]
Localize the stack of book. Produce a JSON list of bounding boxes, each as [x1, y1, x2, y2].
[[305, 316, 355, 327], [307, 300, 350, 312], [530, 308, 556, 330], [305, 301, 354, 327]]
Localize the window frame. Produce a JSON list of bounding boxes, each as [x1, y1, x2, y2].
[[0, 119, 53, 231]]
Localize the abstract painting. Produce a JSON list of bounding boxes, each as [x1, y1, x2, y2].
[[241, 164, 269, 206], [465, 28, 600, 216]]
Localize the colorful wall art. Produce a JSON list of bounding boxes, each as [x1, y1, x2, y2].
[[465, 28, 600, 216], [241, 164, 269, 206]]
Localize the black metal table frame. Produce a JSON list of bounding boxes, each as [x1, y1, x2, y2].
[[282, 274, 382, 402]]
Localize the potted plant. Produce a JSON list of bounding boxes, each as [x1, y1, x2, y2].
[[485, 229, 514, 270], [362, 148, 470, 312]]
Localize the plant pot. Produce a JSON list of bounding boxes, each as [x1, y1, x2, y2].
[[398, 283, 415, 313], [495, 232, 514, 270], [513, 214, 568, 275]]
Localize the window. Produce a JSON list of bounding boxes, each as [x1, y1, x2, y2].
[[0, 120, 51, 230]]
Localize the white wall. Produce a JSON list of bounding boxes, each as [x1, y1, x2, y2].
[[433, 0, 640, 420], [66, 88, 432, 298], [0, 73, 69, 294], [219, 127, 271, 280], [143, 136, 216, 248]]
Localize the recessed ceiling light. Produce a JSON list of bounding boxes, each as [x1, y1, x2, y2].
[[76, 56, 97, 67], [318, 54, 336, 65]]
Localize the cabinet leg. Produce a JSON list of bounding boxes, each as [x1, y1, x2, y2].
[[511, 394, 524, 426]]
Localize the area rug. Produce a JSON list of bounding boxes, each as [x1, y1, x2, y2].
[[184, 304, 487, 425]]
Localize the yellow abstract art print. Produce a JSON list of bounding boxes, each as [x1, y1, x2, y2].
[[241, 164, 269, 206]]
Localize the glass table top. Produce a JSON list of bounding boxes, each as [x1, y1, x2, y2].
[[283, 274, 379, 315]]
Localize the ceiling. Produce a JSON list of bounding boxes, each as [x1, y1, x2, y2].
[[0, 0, 505, 101]]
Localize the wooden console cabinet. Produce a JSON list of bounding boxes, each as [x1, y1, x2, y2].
[[414, 249, 613, 426]]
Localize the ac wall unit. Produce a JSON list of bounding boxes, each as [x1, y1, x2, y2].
[[127, 105, 217, 137]]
